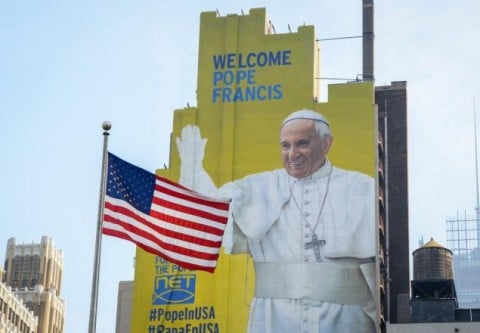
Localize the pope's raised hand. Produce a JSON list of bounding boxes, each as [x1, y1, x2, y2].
[[176, 125, 207, 165], [175, 125, 208, 188], [176, 124, 232, 199]]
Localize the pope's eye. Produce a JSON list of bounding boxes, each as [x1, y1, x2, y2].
[[297, 140, 309, 147]]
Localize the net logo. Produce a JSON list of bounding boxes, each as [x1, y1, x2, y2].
[[152, 274, 196, 305]]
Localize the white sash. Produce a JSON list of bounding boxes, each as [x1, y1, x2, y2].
[[254, 261, 373, 306]]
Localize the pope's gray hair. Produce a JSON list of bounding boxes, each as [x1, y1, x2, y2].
[[314, 120, 331, 139]]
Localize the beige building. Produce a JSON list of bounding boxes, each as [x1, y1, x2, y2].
[[115, 281, 133, 333], [0, 282, 38, 333], [2, 236, 65, 333], [3, 237, 63, 295]]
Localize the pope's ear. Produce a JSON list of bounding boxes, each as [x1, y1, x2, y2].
[[323, 135, 333, 154]]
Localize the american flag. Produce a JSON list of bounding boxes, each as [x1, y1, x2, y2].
[[102, 152, 230, 273]]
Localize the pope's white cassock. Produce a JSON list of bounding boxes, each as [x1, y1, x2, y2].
[[176, 126, 378, 333]]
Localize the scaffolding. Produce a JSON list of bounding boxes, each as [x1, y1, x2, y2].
[[446, 211, 480, 308]]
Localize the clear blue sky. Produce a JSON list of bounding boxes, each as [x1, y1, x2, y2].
[[1, 1, 480, 332]]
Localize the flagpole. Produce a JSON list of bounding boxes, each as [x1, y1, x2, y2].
[[88, 121, 111, 333]]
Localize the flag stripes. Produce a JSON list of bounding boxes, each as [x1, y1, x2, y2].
[[153, 191, 228, 224], [104, 200, 224, 246], [156, 177, 230, 211]]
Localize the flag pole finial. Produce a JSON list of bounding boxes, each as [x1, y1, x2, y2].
[[102, 121, 111, 132]]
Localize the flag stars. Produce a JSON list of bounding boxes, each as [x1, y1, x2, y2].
[[105, 153, 156, 214]]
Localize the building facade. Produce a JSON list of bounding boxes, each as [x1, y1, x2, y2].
[[0, 282, 38, 333], [2, 237, 65, 333], [3, 237, 63, 296], [375, 81, 410, 324], [447, 212, 480, 308], [115, 281, 133, 333]]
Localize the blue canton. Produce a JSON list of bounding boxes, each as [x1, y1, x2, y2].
[[106, 153, 156, 214]]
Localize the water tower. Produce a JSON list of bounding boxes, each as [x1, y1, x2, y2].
[[410, 238, 457, 322]]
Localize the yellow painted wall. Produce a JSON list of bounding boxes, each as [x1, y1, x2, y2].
[[131, 8, 376, 333]]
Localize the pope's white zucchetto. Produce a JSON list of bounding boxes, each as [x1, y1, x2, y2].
[[281, 109, 330, 128]]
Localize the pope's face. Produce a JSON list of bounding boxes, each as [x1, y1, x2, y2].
[[280, 119, 332, 179]]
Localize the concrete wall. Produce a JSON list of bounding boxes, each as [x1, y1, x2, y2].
[[387, 322, 480, 333]]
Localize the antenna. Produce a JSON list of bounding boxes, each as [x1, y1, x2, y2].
[[268, 20, 276, 34], [418, 235, 424, 247], [475, 99, 480, 248]]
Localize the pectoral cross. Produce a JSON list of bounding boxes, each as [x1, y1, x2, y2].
[[305, 234, 326, 261]]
